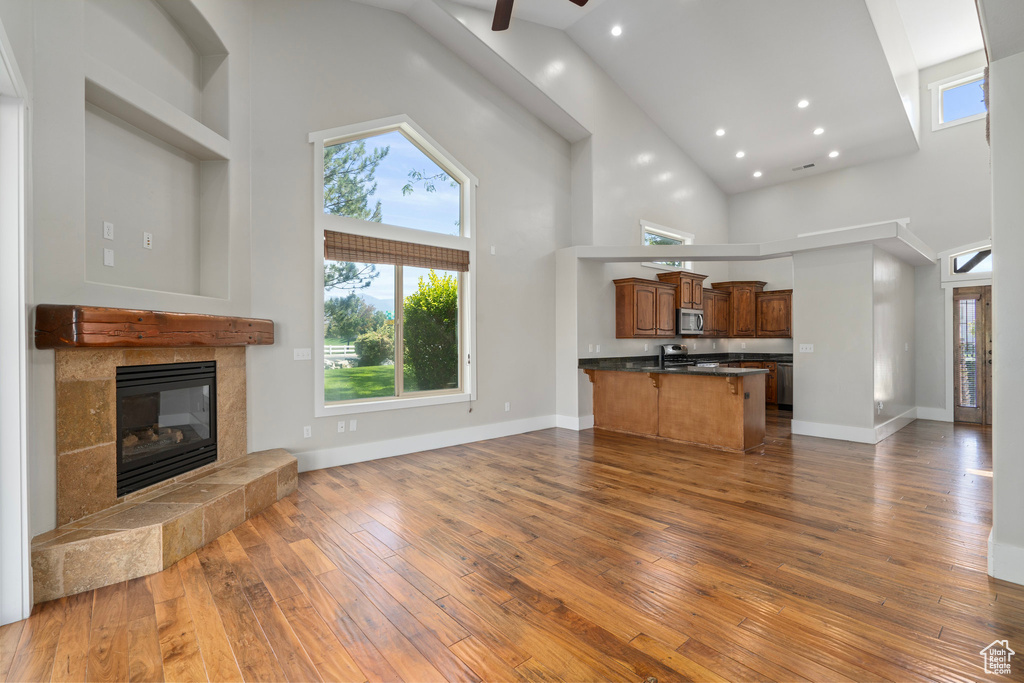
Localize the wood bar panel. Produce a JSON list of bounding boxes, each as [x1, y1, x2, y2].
[[34, 304, 274, 349]]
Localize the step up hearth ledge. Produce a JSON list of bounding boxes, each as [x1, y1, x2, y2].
[[31, 449, 297, 603]]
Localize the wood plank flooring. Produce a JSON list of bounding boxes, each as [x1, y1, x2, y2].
[[4, 413, 1024, 682]]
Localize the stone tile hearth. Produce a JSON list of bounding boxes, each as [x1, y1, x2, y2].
[[32, 448, 297, 603]]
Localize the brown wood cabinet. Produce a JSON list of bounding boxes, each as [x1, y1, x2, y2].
[[711, 281, 766, 338], [755, 290, 793, 338], [614, 278, 677, 338], [739, 361, 778, 404], [702, 289, 730, 337], [656, 271, 708, 310]]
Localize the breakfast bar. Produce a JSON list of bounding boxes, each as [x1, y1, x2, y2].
[[581, 360, 768, 452]]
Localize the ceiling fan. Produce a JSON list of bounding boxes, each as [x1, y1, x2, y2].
[[491, 0, 589, 31]]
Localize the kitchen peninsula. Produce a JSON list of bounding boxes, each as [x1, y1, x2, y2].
[[580, 357, 769, 452]]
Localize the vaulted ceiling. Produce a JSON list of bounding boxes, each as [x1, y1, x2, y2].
[[357, 0, 984, 194]]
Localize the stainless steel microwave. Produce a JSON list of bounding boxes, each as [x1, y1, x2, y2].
[[678, 309, 704, 335]]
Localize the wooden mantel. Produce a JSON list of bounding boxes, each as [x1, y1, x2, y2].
[[34, 304, 274, 349]]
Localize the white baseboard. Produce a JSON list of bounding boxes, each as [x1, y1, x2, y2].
[[915, 406, 953, 422], [791, 420, 878, 444], [791, 409, 916, 445], [989, 532, 1024, 587], [555, 414, 594, 431], [294, 415, 557, 472], [874, 410, 917, 442]]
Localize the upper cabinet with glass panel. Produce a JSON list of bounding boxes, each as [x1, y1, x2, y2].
[[323, 129, 462, 236]]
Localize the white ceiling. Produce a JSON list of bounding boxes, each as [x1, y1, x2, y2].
[[444, 0, 606, 30], [894, 0, 984, 68], [562, 0, 920, 193], [382, 0, 986, 194]]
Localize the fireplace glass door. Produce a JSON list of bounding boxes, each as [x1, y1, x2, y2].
[[116, 362, 217, 495]]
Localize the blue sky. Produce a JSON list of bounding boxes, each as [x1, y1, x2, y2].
[[325, 130, 461, 304], [943, 79, 986, 122]]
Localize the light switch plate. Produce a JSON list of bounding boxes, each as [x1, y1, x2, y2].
[[103, 222, 114, 240], [293, 348, 311, 360], [103, 248, 114, 267], [799, 344, 814, 353], [349, 419, 357, 432]]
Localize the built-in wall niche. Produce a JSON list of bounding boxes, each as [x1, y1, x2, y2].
[[82, 0, 230, 299]]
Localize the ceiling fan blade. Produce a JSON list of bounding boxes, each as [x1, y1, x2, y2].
[[567, 0, 589, 5], [492, 0, 514, 31]]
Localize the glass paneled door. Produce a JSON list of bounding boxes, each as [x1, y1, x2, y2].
[[953, 286, 992, 424]]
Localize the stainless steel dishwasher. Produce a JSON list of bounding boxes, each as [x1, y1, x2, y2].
[[777, 362, 793, 410]]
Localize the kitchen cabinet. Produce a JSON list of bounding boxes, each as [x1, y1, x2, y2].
[[755, 290, 793, 338], [614, 278, 677, 338], [711, 281, 766, 337], [702, 288, 730, 337], [656, 271, 708, 310], [740, 361, 778, 404]]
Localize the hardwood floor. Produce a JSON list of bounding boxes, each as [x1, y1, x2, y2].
[[3, 412, 1023, 682]]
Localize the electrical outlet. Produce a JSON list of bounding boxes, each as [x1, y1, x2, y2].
[[490, 246, 496, 255], [337, 421, 345, 433], [103, 221, 114, 240], [799, 344, 814, 353], [877, 401, 884, 414], [143, 232, 153, 249], [303, 425, 312, 438], [596, 345, 601, 352], [741, 342, 747, 350], [644, 344, 649, 352], [349, 419, 357, 432], [103, 248, 114, 267], [588, 344, 594, 353], [712, 341, 717, 350], [504, 402, 511, 412], [905, 342, 910, 352], [293, 348, 311, 361]]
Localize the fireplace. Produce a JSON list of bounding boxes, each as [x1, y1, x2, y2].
[[116, 361, 217, 496]]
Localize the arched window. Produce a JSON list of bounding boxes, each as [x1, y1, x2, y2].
[[309, 116, 477, 415]]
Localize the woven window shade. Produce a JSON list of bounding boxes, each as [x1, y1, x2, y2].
[[324, 231, 469, 272]]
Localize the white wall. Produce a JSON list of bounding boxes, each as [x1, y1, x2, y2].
[[729, 51, 991, 415], [246, 0, 571, 462], [792, 245, 875, 434], [989, 49, 1024, 585], [873, 247, 916, 426], [27, 0, 252, 535]]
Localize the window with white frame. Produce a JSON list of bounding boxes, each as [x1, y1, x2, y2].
[[930, 69, 986, 131], [640, 220, 694, 271], [309, 116, 477, 416], [951, 247, 992, 275]]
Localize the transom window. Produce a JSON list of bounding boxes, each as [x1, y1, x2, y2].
[[951, 247, 992, 275], [640, 220, 694, 271], [310, 116, 478, 416], [930, 69, 987, 131]]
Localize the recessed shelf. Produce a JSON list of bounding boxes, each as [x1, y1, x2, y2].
[[84, 56, 230, 161]]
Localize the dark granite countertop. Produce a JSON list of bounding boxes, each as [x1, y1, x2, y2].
[[578, 352, 793, 372], [578, 356, 768, 376]]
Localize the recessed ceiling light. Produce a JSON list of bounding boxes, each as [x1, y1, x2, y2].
[[735, 151, 745, 158], [611, 25, 623, 36], [753, 171, 762, 178], [829, 150, 840, 158], [715, 128, 725, 137], [813, 127, 825, 136], [798, 99, 809, 109]]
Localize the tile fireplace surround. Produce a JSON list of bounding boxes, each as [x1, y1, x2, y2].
[[31, 307, 294, 604], [54, 347, 248, 525]]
